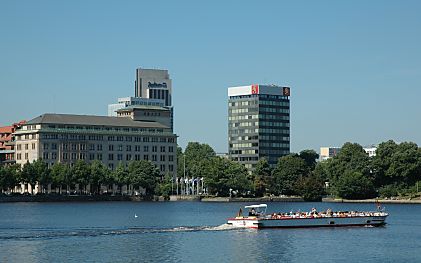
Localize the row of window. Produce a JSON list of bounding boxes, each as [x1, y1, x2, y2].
[[230, 143, 259, 148], [260, 121, 289, 128], [230, 156, 259, 162], [229, 100, 258, 107], [230, 122, 258, 128], [229, 129, 259, 134], [259, 114, 289, 121], [33, 133, 176, 143], [259, 107, 290, 114], [229, 135, 258, 141], [108, 163, 174, 172], [259, 142, 290, 148], [40, 152, 175, 162], [260, 135, 290, 141], [229, 149, 258, 155], [259, 128, 290, 134], [18, 143, 175, 153], [229, 108, 258, 114], [228, 115, 258, 121], [258, 100, 289, 106]]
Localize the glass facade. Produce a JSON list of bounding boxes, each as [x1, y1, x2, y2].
[[228, 94, 290, 170]]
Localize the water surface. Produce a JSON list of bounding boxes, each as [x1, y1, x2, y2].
[[0, 201, 420, 262]]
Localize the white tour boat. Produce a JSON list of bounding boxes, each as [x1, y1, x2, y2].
[[227, 204, 388, 229]]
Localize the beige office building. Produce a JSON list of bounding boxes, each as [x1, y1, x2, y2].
[[14, 112, 177, 177]]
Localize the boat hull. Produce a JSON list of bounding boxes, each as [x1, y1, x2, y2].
[[227, 215, 387, 229]]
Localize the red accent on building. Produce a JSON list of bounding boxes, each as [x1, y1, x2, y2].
[[251, 84, 259, 94], [0, 120, 26, 164]]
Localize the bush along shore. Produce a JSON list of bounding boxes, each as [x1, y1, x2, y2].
[[1, 140, 421, 202]]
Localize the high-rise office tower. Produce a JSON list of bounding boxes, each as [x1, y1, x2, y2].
[[228, 84, 291, 170], [135, 68, 172, 106]]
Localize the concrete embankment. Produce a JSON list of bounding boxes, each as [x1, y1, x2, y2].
[[0, 195, 134, 203], [200, 196, 304, 202], [322, 197, 421, 204]]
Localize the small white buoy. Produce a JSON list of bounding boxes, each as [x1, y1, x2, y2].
[[134, 214, 138, 218]]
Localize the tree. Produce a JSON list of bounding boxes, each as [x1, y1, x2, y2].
[[113, 162, 129, 195], [184, 142, 216, 178], [51, 163, 65, 194], [21, 161, 37, 194], [299, 149, 319, 170], [204, 157, 251, 196], [33, 159, 50, 194], [0, 164, 20, 193], [253, 158, 272, 197], [335, 171, 376, 199], [72, 160, 90, 194], [176, 146, 185, 179], [156, 174, 172, 200], [294, 173, 325, 201], [272, 154, 309, 195], [90, 160, 109, 194], [128, 160, 159, 197]]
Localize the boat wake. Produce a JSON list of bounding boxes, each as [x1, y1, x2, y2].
[[0, 224, 242, 241]]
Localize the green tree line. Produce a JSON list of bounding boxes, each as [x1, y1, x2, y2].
[[0, 160, 166, 198], [179, 141, 421, 200]]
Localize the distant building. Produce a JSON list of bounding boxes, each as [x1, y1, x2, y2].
[[108, 97, 165, 117], [228, 84, 291, 170], [0, 121, 26, 165], [320, 145, 377, 160], [134, 68, 172, 106], [320, 147, 341, 161], [363, 145, 377, 157], [13, 113, 177, 177]]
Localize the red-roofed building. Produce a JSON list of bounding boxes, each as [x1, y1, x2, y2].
[[0, 121, 26, 165]]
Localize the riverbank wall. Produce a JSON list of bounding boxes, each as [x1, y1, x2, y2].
[[322, 197, 421, 204]]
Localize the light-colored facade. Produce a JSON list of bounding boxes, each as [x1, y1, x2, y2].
[[363, 145, 377, 157], [135, 68, 172, 106], [320, 147, 341, 161], [320, 145, 377, 160], [108, 97, 165, 117], [14, 113, 177, 177], [228, 84, 291, 170]]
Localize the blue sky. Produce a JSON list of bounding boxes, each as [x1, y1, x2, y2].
[[1, 0, 421, 153]]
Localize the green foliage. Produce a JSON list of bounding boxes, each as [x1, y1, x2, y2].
[[184, 142, 216, 178], [378, 184, 399, 198], [325, 142, 371, 182], [0, 164, 20, 192], [299, 149, 319, 170], [128, 160, 159, 196], [21, 161, 37, 193], [203, 157, 251, 196], [272, 154, 309, 195], [335, 171, 376, 200], [72, 160, 90, 193], [253, 158, 272, 197], [294, 174, 325, 201], [156, 174, 172, 200], [90, 160, 109, 194], [33, 159, 50, 193]]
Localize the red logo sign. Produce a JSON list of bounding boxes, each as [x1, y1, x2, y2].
[[283, 87, 290, 96], [251, 84, 259, 94]]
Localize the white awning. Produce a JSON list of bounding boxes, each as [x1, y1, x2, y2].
[[244, 204, 267, 209]]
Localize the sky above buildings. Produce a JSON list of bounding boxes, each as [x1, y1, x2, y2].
[[1, 0, 421, 153]]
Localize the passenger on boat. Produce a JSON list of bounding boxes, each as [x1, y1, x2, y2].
[[249, 208, 256, 216]]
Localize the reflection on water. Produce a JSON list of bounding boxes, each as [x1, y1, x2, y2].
[[0, 202, 420, 263]]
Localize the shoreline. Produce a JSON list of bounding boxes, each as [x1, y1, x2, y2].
[[1, 195, 421, 204], [322, 197, 421, 204]]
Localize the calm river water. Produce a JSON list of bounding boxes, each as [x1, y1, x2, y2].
[[0, 201, 420, 262]]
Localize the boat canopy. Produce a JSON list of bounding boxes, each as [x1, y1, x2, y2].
[[245, 204, 267, 209]]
